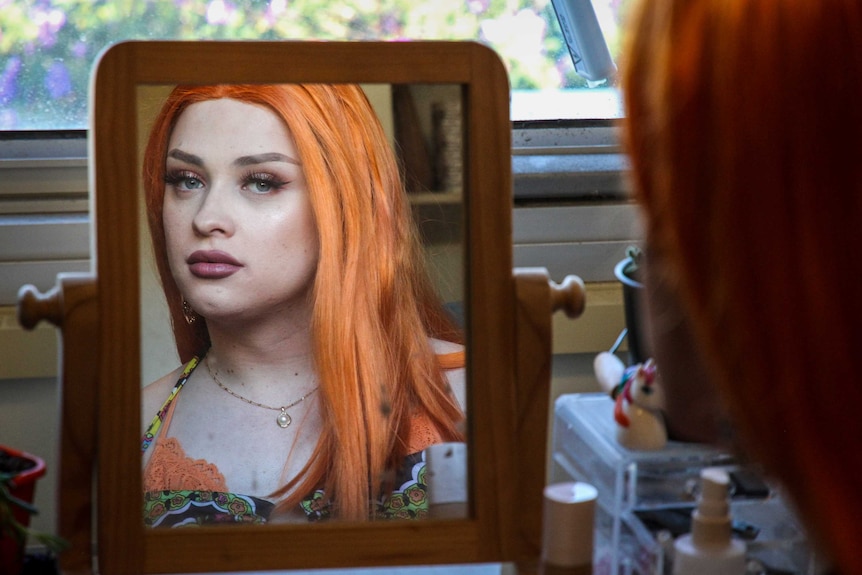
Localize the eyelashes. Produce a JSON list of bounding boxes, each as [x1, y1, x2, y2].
[[163, 169, 290, 194], [241, 171, 289, 194], [164, 169, 205, 191]]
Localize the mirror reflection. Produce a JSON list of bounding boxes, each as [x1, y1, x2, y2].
[[136, 83, 467, 527]]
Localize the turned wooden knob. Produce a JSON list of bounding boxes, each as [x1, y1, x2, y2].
[[550, 275, 586, 319], [17, 284, 63, 330]]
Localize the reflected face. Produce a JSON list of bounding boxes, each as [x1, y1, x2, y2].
[[163, 98, 319, 326]]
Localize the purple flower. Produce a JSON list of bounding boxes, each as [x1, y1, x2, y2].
[[72, 41, 88, 59], [380, 14, 402, 37], [265, 0, 287, 24], [34, 8, 66, 48], [0, 57, 22, 105], [45, 61, 72, 100]]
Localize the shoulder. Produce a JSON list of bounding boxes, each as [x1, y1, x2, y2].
[[141, 365, 186, 434], [430, 338, 463, 355], [430, 338, 466, 413]]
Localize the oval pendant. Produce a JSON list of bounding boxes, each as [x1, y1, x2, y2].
[[277, 409, 291, 428]]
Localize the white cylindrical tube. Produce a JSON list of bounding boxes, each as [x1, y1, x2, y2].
[[425, 442, 468, 519], [541, 481, 597, 572]]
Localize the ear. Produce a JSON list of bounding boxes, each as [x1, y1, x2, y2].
[[641, 358, 658, 384]]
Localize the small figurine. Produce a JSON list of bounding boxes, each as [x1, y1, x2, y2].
[[594, 351, 668, 451]]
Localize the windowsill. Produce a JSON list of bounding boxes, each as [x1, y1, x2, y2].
[[510, 88, 623, 122]]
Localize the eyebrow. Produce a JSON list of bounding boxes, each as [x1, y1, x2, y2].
[[233, 152, 300, 167], [166, 149, 300, 167], [167, 149, 204, 167]]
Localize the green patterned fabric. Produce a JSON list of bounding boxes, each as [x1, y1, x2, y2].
[[145, 451, 431, 526], [144, 490, 274, 527]]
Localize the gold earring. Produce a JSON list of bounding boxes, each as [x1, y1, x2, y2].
[[182, 299, 197, 324]]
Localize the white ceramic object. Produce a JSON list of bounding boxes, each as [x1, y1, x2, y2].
[[594, 352, 668, 451]]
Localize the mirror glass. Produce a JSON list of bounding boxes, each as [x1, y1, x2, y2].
[[137, 82, 466, 525]]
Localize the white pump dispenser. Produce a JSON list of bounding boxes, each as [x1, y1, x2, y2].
[[672, 467, 747, 575]]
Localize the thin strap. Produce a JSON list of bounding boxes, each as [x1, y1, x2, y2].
[[141, 357, 201, 453], [436, 350, 465, 371]]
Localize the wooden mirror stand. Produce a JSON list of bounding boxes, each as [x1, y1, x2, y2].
[[19, 267, 585, 575], [17, 40, 587, 575]]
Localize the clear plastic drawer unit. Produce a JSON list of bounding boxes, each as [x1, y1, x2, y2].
[[551, 393, 814, 575]]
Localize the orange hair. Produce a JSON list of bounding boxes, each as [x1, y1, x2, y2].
[[624, 0, 862, 570], [143, 84, 464, 521]]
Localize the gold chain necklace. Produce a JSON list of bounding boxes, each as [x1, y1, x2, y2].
[[206, 358, 318, 428]]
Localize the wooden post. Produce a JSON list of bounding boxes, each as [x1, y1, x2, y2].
[[513, 268, 585, 572], [18, 272, 98, 575]]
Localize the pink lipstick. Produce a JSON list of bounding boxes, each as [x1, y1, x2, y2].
[[187, 250, 243, 279]]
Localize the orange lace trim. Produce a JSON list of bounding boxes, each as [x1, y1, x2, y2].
[[143, 437, 228, 493], [406, 412, 444, 454]]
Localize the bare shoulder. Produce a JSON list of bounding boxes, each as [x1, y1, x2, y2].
[[431, 338, 466, 413], [430, 337, 464, 355], [141, 366, 184, 434]]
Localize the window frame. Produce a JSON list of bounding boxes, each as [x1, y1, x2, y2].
[[0, 131, 90, 305]]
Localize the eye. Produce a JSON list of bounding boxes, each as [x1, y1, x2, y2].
[[165, 170, 205, 191], [180, 176, 205, 190], [250, 179, 275, 193], [242, 172, 288, 194]]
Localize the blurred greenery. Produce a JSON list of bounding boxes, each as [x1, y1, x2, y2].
[[0, 0, 631, 130]]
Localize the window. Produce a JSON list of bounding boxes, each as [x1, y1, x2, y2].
[[0, 0, 639, 308], [0, 132, 89, 304], [1, 0, 633, 129]]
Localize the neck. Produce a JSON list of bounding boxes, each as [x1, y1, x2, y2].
[[207, 301, 312, 353], [204, 321, 316, 397], [204, 292, 314, 356]]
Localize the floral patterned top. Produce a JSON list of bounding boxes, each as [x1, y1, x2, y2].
[[142, 356, 446, 527]]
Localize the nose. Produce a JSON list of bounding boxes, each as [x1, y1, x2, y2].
[[192, 183, 234, 237]]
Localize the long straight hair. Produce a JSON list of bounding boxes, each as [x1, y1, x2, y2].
[[143, 84, 464, 520], [623, 0, 862, 570]]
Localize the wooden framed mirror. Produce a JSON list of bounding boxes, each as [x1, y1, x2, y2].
[[91, 41, 517, 574]]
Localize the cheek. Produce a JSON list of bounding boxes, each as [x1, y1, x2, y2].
[[642, 247, 725, 444], [304, 223, 321, 261], [161, 209, 187, 266], [271, 204, 319, 262], [302, 202, 321, 261], [162, 217, 179, 253], [280, 227, 319, 269]]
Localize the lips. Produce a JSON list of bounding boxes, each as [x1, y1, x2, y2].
[[187, 250, 243, 279]]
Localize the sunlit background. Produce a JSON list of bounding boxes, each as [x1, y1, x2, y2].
[[0, 0, 633, 129]]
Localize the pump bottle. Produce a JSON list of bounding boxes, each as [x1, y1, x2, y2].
[[672, 467, 746, 575]]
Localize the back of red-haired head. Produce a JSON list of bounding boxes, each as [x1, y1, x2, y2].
[[623, 0, 862, 569]]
